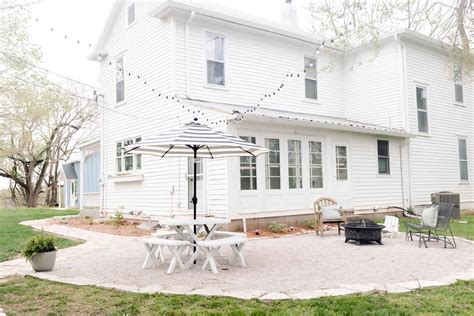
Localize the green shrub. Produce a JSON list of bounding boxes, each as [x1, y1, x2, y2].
[[112, 211, 124, 226], [22, 234, 57, 261], [302, 220, 315, 229], [268, 222, 287, 233]]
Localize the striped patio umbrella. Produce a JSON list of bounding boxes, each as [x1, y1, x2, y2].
[[125, 118, 269, 221]]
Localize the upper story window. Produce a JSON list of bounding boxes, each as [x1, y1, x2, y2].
[[304, 57, 317, 99], [116, 137, 141, 173], [205, 32, 225, 86], [240, 136, 257, 190], [127, 3, 136, 25], [454, 66, 463, 104], [116, 57, 125, 103], [309, 141, 323, 188], [288, 140, 302, 189], [416, 86, 428, 133], [377, 140, 390, 175], [458, 138, 469, 181], [265, 138, 281, 190]]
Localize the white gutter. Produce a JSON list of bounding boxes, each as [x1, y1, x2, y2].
[[185, 11, 196, 99]]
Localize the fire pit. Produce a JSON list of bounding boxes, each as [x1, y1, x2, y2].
[[343, 219, 385, 245]]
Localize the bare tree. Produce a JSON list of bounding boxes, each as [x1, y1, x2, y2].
[[306, 0, 473, 71]]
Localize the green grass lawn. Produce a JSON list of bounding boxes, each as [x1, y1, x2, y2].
[[399, 213, 474, 240], [0, 277, 473, 315], [0, 208, 81, 262]]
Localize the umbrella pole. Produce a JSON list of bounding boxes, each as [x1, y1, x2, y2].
[[193, 147, 198, 264]]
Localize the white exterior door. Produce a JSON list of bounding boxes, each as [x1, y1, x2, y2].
[[187, 158, 206, 214], [333, 142, 352, 207]]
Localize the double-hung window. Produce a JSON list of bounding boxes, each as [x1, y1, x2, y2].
[[127, 2, 136, 25], [416, 86, 428, 133], [240, 136, 257, 190], [205, 32, 225, 86], [309, 141, 323, 188], [454, 66, 463, 104], [458, 139, 469, 181], [265, 138, 281, 190], [304, 57, 317, 99], [288, 140, 302, 189], [116, 57, 125, 103], [335, 146, 348, 180], [116, 137, 142, 173], [377, 140, 390, 175]]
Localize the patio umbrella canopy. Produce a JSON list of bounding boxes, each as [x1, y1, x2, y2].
[[125, 118, 269, 220]]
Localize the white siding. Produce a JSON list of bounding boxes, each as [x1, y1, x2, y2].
[[404, 41, 474, 206], [98, 3, 228, 216], [226, 120, 405, 218], [345, 41, 404, 129], [175, 17, 346, 118]]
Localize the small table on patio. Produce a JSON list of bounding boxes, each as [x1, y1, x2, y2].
[[159, 217, 230, 243], [159, 217, 231, 271]]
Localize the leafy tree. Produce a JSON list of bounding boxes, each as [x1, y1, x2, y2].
[[0, 0, 98, 207]]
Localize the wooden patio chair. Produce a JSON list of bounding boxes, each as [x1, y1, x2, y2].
[[314, 197, 344, 236]]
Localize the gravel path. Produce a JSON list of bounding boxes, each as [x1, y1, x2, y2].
[[2, 220, 471, 299], [32, 232, 473, 295]]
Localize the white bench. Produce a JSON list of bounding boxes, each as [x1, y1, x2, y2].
[[197, 236, 247, 273], [141, 237, 192, 274]]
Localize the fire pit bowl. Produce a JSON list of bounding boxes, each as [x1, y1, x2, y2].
[[343, 219, 385, 245]]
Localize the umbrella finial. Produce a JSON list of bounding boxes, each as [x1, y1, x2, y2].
[[193, 117, 198, 122]]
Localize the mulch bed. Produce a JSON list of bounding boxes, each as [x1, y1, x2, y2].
[[52, 217, 152, 237]]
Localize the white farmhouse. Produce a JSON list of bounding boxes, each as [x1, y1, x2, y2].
[[73, 0, 472, 224]]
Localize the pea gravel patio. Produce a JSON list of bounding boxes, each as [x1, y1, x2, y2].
[[1, 219, 472, 300]]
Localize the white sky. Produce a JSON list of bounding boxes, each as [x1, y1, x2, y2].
[[0, 0, 299, 189]]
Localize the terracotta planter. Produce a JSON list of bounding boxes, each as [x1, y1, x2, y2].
[[30, 250, 57, 272]]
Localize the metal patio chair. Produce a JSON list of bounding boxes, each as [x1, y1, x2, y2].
[[406, 202, 456, 248]]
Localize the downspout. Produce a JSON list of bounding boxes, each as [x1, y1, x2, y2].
[[397, 35, 413, 207], [185, 11, 196, 100]]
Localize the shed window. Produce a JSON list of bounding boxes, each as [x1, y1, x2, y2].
[[240, 136, 257, 190], [205, 32, 225, 86], [265, 138, 281, 189], [116, 137, 142, 173], [454, 66, 463, 104], [116, 57, 125, 103], [128, 3, 136, 25], [458, 139, 469, 181], [304, 57, 317, 99], [416, 86, 428, 133], [309, 141, 323, 188], [377, 140, 390, 175]]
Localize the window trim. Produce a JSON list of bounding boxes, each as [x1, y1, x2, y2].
[[335, 145, 349, 181], [127, 2, 136, 26], [265, 138, 281, 190], [458, 137, 469, 182], [376, 139, 391, 176], [454, 65, 464, 105], [288, 139, 303, 190], [304, 55, 318, 101], [239, 136, 257, 191], [115, 56, 126, 105], [415, 85, 429, 134], [308, 139, 324, 189], [116, 136, 142, 175], [203, 30, 227, 88]]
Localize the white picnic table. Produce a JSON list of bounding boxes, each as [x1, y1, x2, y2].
[[156, 217, 232, 272], [159, 217, 230, 243]]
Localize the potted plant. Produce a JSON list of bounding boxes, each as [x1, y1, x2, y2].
[[22, 234, 57, 272]]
